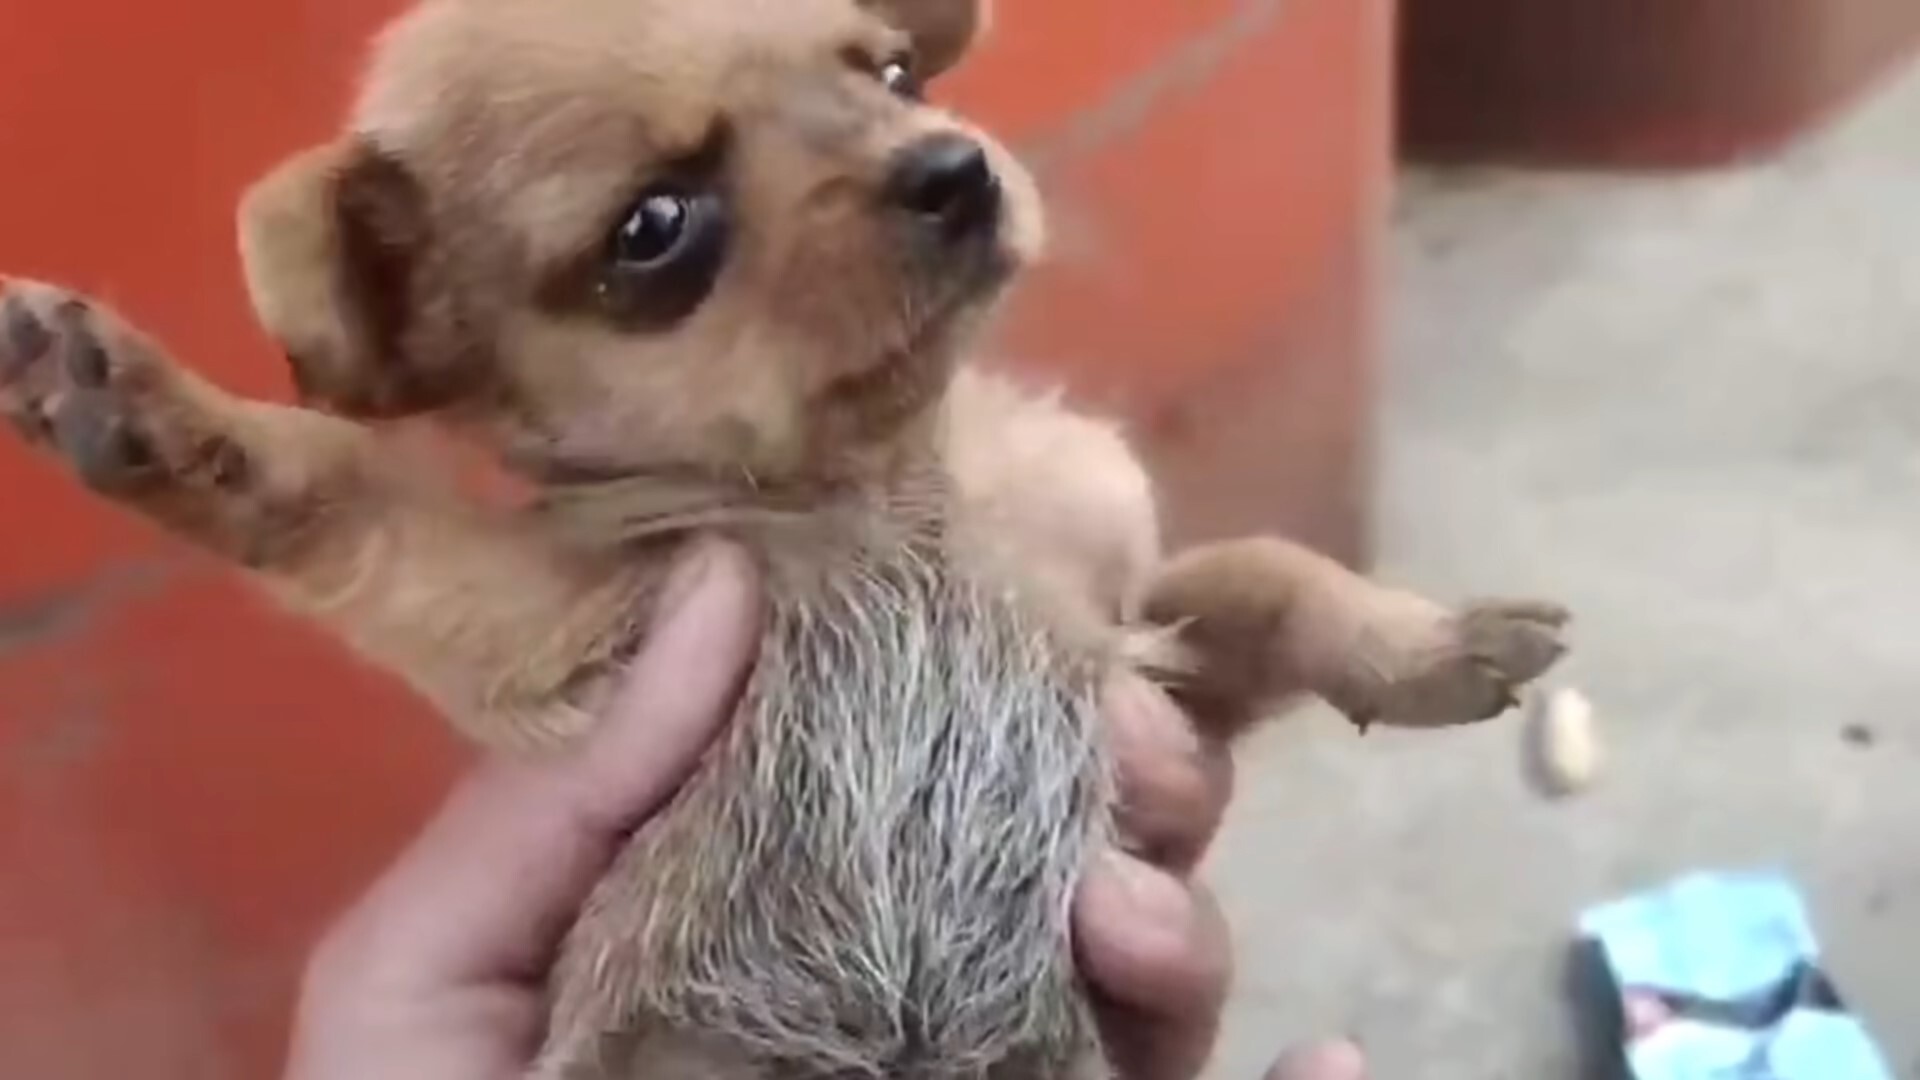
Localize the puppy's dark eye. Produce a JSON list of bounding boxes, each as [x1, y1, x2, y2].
[[614, 189, 693, 268], [596, 184, 729, 327], [878, 58, 922, 100]]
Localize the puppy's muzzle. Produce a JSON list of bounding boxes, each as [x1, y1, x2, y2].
[[885, 133, 1002, 243]]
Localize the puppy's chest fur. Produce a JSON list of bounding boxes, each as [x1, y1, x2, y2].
[[557, 512, 1114, 1079]]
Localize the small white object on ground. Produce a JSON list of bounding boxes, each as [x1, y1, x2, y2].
[[1527, 687, 1601, 798]]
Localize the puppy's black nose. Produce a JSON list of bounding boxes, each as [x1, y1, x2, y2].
[[886, 133, 1001, 238]]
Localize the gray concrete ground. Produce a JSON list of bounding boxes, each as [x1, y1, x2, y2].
[[1203, 61, 1920, 1080]]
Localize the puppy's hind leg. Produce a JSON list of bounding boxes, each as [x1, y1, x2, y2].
[[1142, 537, 1568, 737], [0, 279, 644, 748]]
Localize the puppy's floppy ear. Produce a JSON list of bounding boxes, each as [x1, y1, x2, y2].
[[863, 0, 988, 78], [239, 139, 469, 417]]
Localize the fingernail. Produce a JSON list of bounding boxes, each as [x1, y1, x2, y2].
[[1270, 1038, 1368, 1080]]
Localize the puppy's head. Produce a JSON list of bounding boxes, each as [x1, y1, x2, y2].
[[240, 0, 1038, 483]]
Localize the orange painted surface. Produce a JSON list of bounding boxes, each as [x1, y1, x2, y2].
[[944, 0, 1241, 141], [988, 0, 1389, 555], [0, 1, 1386, 1075]]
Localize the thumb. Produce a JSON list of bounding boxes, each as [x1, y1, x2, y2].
[[1266, 1041, 1368, 1080], [330, 538, 762, 989], [558, 537, 765, 835]]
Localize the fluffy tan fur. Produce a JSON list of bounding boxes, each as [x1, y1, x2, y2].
[[0, 0, 1567, 1076]]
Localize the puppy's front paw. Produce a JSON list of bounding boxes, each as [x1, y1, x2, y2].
[[1, 280, 248, 496], [1338, 597, 1570, 732]]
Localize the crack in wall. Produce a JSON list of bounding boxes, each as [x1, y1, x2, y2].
[[1019, 0, 1294, 173], [0, 559, 179, 657]]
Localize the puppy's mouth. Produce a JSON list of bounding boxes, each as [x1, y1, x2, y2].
[[821, 266, 1006, 433]]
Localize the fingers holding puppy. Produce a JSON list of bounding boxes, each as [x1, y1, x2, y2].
[[1077, 850, 1232, 1080], [1077, 673, 1237, 1080], [1105, 673, 1234, 873]]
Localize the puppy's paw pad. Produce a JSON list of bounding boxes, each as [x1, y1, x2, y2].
[[1456, 599, 1570, 684], [1347, 598, 1570, 731], [2, 293, 55, 382], [0, 280, 208, 493]]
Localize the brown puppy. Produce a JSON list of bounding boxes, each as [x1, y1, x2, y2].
[[0, 0, 1568, 1076]]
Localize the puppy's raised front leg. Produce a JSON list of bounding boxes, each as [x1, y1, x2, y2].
[[1143, 537, 1568, 735], [0, 280, 646, 748]]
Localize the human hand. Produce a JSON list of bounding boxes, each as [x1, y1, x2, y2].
[[1077, 677, 1368, 1080], [1264, 1042, 1369, 1080], [283, 538, 1363, 1080], [284, 540, 762, 1080]]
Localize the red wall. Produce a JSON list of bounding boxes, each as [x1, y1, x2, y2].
[[0, 3, 1387, 1075]]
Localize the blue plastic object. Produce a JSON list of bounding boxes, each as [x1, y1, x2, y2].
[[1578, 869, 1894, 1080]]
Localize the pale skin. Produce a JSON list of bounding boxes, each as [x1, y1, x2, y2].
[[284, 541, 1368, 1080]]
